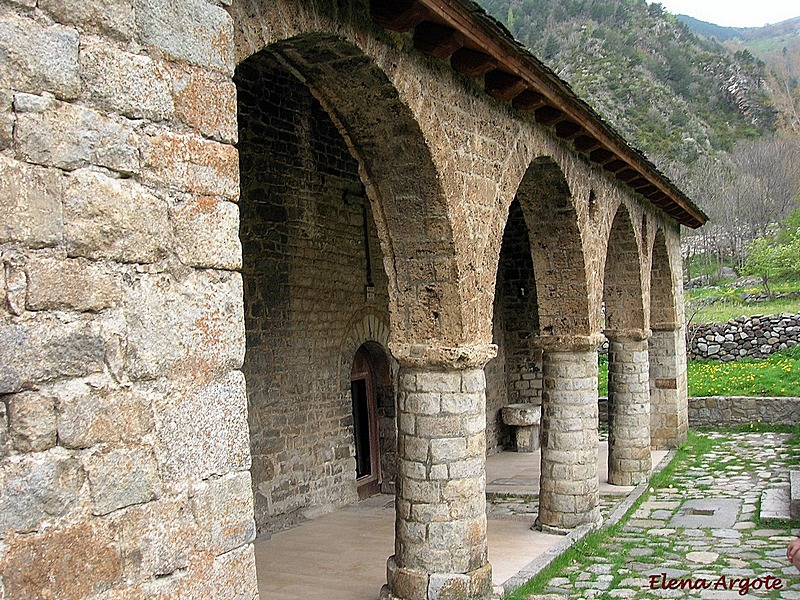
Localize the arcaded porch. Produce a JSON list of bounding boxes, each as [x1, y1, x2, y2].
[[254, 443, 669, 599]]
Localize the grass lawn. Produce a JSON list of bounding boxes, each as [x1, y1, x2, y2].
[[685, 278, 800, 324], [687, 345, 800, 397], [598, 346, 800, 397]]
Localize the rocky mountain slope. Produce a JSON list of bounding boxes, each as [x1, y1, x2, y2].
[[476, 0, 778, 173]]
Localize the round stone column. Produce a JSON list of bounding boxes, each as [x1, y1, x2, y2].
[[535, 335, 602, 534], [381, 344, 496, 600], [606, 330, 652, 486]]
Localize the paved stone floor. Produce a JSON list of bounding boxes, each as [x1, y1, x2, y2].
[[523, 431, 800, 599], [254, 443, 667, 599]]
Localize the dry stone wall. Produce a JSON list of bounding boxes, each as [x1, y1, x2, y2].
[[689, 396, 800, 426], [688, 313, 800, 361]]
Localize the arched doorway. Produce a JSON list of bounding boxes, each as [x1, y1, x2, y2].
[[351, 345, 381, 499]]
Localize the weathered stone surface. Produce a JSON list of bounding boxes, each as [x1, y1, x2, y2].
[[142, 132, 239, 199], [63, 169, 171, 263], [0, 314, 106, 394], [1, 252, 26, 317], [83, 444, 160, 515], [0, 449, 84, 534], [2, 521, 122, 600], [141, 540, 258, 599], [153, 370, 250, 483], [0, 401, 8, 457], [7, 390, 57, 453], [116, 495, 196, 581], [191, 471, 256, 554], [80, 39, 174, 121], [39, 0, 135, 41], [15, 95, 140, 173], [123, 269, 244, 379], [169, 63, 237, 143], [0, 155, 63, 248], [0, 12, 80, 99], [0, 88, 12, 150], [208, 544, 259, 599], [57, 379, 154, 449], [26, 255, 118, 312], [134, 0, 234, 73], [171, 196, 242, 270]]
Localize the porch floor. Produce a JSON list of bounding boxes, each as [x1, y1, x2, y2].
[[254, 443, 669, 599]]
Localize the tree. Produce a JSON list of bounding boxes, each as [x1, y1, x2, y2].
[[743, 207, 800, 294]]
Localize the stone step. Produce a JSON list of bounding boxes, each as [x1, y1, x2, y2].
[[760, 485, 791, 521], [791, 471, 800, 520]]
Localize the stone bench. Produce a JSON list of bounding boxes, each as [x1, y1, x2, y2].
[[501, 403, 541, 452]]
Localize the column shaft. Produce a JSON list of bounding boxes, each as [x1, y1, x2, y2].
[[537, 349, 600, 533], [649, 328, 688, 448], [383, 366, 492, 600], [607, 337, 651, 486]]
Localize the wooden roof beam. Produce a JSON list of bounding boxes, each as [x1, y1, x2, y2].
[[371, 0, 428, 32], [603, 159, 628, 173], [589, 148, 615, 165], [414, 21, 463, 59], [512, 89, 546, 111], [573, 135, 601, 153], [615, 168, 640, 183], [555, 120, 582, 140], [484, 69, 528, 101], [451, 48, 497, 76], [534, 105, 563, 126]]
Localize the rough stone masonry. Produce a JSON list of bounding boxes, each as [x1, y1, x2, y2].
[[0, 0, 704, 599]]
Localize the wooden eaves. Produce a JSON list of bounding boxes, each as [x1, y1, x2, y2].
[[371, 0, 709, 229]]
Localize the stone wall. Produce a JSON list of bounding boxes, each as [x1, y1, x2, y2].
[[0, 0, 259, 597], [688, 313, 800, 361], [236, 52, 392, 534], [689, 397, 800, 426]]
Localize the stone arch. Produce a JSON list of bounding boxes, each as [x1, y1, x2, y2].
[[603, 203, 646, 334], [229, 2, 463, 346], [486, 197, 541, 452], [648, 226, 689, 449], [513, 156, 591, 339], [650, 228, 678, 329]]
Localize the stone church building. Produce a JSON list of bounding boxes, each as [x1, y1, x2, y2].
[[0, 0, 706, 598]]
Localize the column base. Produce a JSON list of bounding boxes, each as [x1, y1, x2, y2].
[[608, 468, 651, 487], [533, 513, 603, 536], [384, 556, 493, 600]]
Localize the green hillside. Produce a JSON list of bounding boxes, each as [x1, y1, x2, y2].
[[476, 0, 776, 172]]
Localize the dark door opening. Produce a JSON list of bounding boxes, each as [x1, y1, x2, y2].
[[351, 347, 381, 499]]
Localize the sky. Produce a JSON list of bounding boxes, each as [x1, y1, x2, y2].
[[652, 0, 799, 28]]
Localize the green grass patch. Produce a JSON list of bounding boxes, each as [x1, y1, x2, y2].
[[687, 346, 800, 397], [690, 297, 800, 323], [600, 347, 799, 398], [685, 277, 800, 323], [598, 354, 608, 397]]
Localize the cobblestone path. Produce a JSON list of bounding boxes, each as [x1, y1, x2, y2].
[[518, 430, 800, 599]]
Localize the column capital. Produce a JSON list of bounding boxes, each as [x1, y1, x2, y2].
[[388, 342, 497, 369], [650, 321, 682, 333], [535, 333, 605, 352], [604, 328, 652, 342]]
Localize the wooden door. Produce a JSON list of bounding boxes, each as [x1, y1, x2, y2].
[[351, 347, 381, 499]]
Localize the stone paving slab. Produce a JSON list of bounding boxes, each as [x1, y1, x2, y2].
[[517, 431, 800, 599]]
